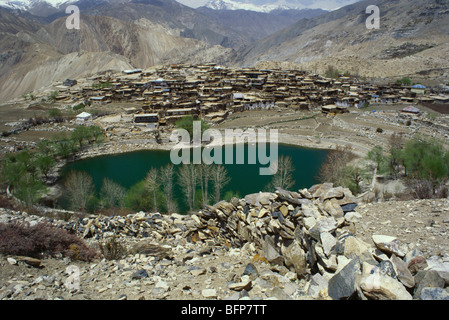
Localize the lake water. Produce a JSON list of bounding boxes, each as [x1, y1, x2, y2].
[[59, 144, 328, 213]]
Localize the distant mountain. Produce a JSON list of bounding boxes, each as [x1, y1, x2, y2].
[[197, 6, 327, 43], [203, 0, 361, 12], [1, 0, 255, 48], [0, 0, 67, 10], [0, 0, 77, 17], [204, 0, 287, 12]]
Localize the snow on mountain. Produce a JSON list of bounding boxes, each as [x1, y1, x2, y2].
[[204, 0, 360, 12], [0, 0, 70, 10], [204, 0, 290, 12]]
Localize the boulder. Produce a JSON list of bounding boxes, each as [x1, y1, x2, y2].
[[282, 240, 307, 277], [302, 202, 322, 219], [307, 273, 329, 299], [426, 255, 449, 286], [420, 287, 449, 300], [343, 236, 376, 264], [372, 235, 408, 258], [309, 183, 333, 199], [323, 198, 344, 218], [131, 269, 148, 280], [279, 205, 289, 217], [340, 203, 358, 213], [414, 270, 446, 299], [328, 257, 361, 300], [379, 260, 398, 278], [407, 256, 428, 275], [390, 254, 415, 288], [321, 187, 345, 201], [359, 273, 413, 300], [245, 192, 276, 207], [16, 256, 42, 268], [261, 236, 283, 265], [320, 231, 337, 257], [344, 211, 362, 223], [242, 263, 259, 280], [132, 241, 172, 259], [309, 217, 338, 241]]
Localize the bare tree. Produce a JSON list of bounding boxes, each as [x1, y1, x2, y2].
[[178, 164, 197, 211], [197, 164, 213, 206], [318, 145, 356, 186], [145, 167, 160, 212], [64, 170, 95, 212], [211, 164, 231, 204], [160, 164, 177, 213], [100, 178, 126, 209], [388, 133, 404, 178], [269, 155, 295, 190]]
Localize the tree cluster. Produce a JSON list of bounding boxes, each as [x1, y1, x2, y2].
[[63, 163, 233, 215], [0, 125, 105, 209], [317, 145, 365, 195], [367, 134, 449, 199]]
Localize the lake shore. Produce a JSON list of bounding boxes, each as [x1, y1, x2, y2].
[[70, 129, 370, 163]]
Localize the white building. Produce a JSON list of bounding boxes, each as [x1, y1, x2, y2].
[[76, 112, 93, 125]]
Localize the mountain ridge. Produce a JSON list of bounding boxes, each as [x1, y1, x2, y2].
[[203, 0, 361, 12], [234, 0, 449, 82]]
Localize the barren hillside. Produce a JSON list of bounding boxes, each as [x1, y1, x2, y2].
[[236, 0, 449, 82], [0, 6, 234, 102]]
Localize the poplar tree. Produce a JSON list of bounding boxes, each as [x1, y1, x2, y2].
[[211, 164, 230, 204]]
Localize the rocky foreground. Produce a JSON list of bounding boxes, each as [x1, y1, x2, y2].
[[1, 183, 448, 300]]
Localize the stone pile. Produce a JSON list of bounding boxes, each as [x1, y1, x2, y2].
[[1, 182, 448, 300], [0, 208, 207, 245], [193, 183, 449, 300]]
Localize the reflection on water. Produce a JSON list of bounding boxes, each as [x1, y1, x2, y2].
[[59, 144, 328, 214]]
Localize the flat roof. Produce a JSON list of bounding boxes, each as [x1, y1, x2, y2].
[[77, 112, 92, 118], [134, 113, 158, 117], [166, 108, 194, 113]]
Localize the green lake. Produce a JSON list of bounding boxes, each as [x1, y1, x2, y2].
[[59, 144, 328, 213]]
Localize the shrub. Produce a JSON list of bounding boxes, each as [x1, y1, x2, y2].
[[99, 236, 128, 260], [0, 222, 97, 261], [48, 108, 62, 119], [124, 180, 153, 212], [175, 115, 209, 138], [396, 77, 412, 86], [0, 195, 17, 210], [407, 179, 448, 200], [73, 103, 85, 111], [402, 136, 449, 181], [324, 65, 341, 79], [48, 91, 59, 101]]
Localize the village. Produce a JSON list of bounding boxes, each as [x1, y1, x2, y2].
[[51, 63, 449, 128]]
